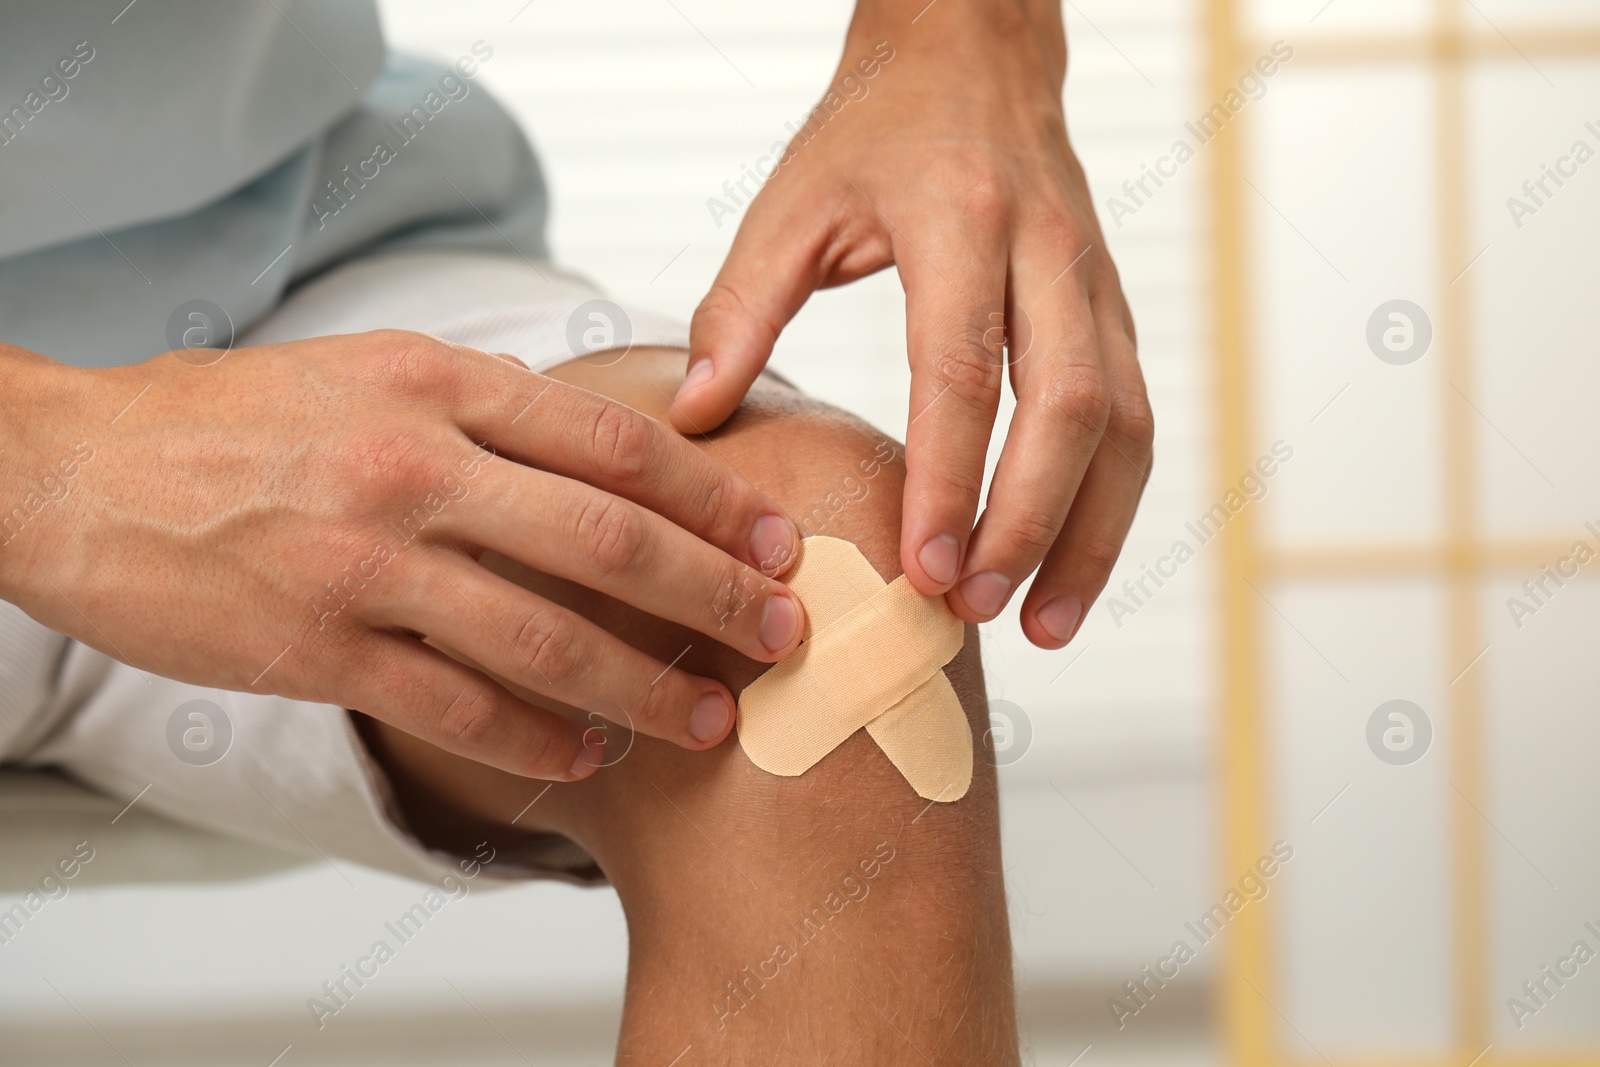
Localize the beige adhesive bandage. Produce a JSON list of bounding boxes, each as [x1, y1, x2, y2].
[[736, 536, 972, 802]]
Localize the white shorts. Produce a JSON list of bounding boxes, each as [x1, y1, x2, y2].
[[0, 250, 691, 885]]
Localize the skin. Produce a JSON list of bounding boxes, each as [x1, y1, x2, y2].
[[0, 333, 807, 782], [359, 347, 1020, 1066], [673, 0, 1154, 649]]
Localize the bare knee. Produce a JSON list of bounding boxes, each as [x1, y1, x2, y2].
[[359, 382, 996, 891], [538, 392, 996, 885]]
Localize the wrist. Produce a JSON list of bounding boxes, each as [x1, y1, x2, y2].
[[0, 345, 90, 604], [843, 0, 1066, 90]]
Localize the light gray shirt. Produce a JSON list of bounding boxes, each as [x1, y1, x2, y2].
[[0, 0, 550, 366]]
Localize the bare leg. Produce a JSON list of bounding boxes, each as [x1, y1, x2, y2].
[[358, 348, 1019, 1066]]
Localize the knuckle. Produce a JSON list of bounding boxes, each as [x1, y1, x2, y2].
[[361, 330, 456, 394], [707, 563, 769, 636], [1004, 509, 1061, 557], [436, 683, 504, 751], [932, 461, 985, 502], [709, 572, 745, 630], [336, 428, 444, 500], [590, 401, 654, 483], [573, 494, 645, 577], [693, 282, 744, 326], [698, 470, 736, 537], [955, 168, 1009, 220], [715, 562, 760, 628], [1032, 210, 1084, 250], [693, 281, 779, 344], [633, 673, 678, 730], [512, 724, 564, 778], [1036, 367, 1111, 440], [1074, 533, 1126, 580], [932, 346, 1003, 409], [1107, 388, 1157, 466], [515, 608, 581, 686]]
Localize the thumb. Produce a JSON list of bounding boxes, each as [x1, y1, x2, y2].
[[670, 205, 821, 435]]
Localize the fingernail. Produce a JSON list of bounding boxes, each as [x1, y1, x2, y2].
[[674, 359, 714, 403], [1038, 595, 1084, 643], [960, 570, 1013, 618], [568, 735, 605, 779], [917, 533, 961, 585], [689, 691, 732, 743], [749, 513, 796, 575], [758, 592, 800, 653]]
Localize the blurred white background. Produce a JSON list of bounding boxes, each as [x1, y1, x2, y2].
[[3, 0, 1598, 1064]]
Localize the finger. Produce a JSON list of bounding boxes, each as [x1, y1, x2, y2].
[[670, 195, 827, 435], [345, 632, 604, 781], [1018, 290, 1153, 649], [947, 249, 1107, 622], [449, 367, 799, 577], [391, 553, 738, 752], [448, 462, 805, 662], [897, 218, 1009, 597]]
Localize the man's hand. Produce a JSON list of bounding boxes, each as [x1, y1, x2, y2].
[[0, 333, 804, 780], [670, 0, 1152, 650]]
